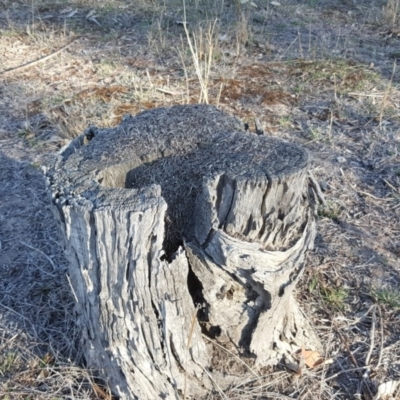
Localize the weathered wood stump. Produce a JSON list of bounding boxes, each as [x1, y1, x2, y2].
[[45, 104, 321, 399]]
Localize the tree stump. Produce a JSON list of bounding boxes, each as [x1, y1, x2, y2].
[[45, 104, 321, 399]]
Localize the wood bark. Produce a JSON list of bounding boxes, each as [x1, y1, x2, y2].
[[45, 104, 321, 400]]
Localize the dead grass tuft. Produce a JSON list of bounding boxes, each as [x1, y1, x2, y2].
[[383, 0, 400, 27]]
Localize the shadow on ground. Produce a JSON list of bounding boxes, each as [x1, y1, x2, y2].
[[0, 151, 79, 361]]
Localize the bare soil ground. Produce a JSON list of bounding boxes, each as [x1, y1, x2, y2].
[[0, 0, 400, 399]]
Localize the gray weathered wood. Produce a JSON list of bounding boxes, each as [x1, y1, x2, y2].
[[45, 104, 321, 400]]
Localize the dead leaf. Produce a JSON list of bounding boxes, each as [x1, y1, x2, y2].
[[301, 346, 324, 368], [92, 382, 112, 400]]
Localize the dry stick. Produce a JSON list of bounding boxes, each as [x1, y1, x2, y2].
[[66, 274, 79, 304], [202, 367, 229, 400], [216, 81, 224, 107], [255, 392, 294, 400], [349, 304, 375, 326], [234, 372, 287, 392], [0, 333, 19, 353], [362, 305, 376, 379], [348, 92, 386, 98], [0, 302, 37, 337], [379, 60, 396, 128], [350, 184, 393, 202], [357, 306, 376, 397], [375, 305, 384, 369], [206, 21, 217, 101], [325, 367, 366, 382], [156, 88, 182, 96], [333, 73, 338, 102], [91, 379, 112, 400], [308, 171, 326, 206], [334, 324, 359, 368], [182, 0, 210, 104], [177, 44, 190, 104], [20, 241, 56, 274], [298, 30, 303, 58], [384, 178, 400, 194], [231, 384, 294, 400], [0, 37, 80, 76], [319, 323, 335, 398], [358, 190, 393, 201], [278, 34, 299, 60], [183, 304, 201, 400]]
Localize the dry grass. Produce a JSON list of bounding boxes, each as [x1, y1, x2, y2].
[[181, 2, 219, 104], [1, 0, 400, 399], [383, 0, 400, 27]]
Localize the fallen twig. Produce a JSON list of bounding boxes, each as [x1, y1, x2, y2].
[[384, 178, 400, 194], [363, 305, 376, 379], [326, 367, 366, 381], [334, 324, 359, 368], [308, 171, 326, 206], [354, 188, 393, 202], [20, 241, 56, 273], [202, 367, 229, 400], [0, 37, 80, 76], [156, 87, 183, 96], [375, 305, 384, 370]]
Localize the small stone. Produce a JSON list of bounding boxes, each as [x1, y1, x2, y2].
[[319, 181, 329, 192], [336, 156, 346, 164]]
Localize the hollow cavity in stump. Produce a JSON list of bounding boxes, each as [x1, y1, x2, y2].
[[45, 104, 321, 400]]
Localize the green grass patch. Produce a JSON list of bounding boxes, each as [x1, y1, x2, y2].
[[321, 285, 348, 310], [372, 287, 400, 309], [308, 275, 348, 311], [0, 352, 18, 376], [289, 59, 382, 95], [318, 201, 342, 220]]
